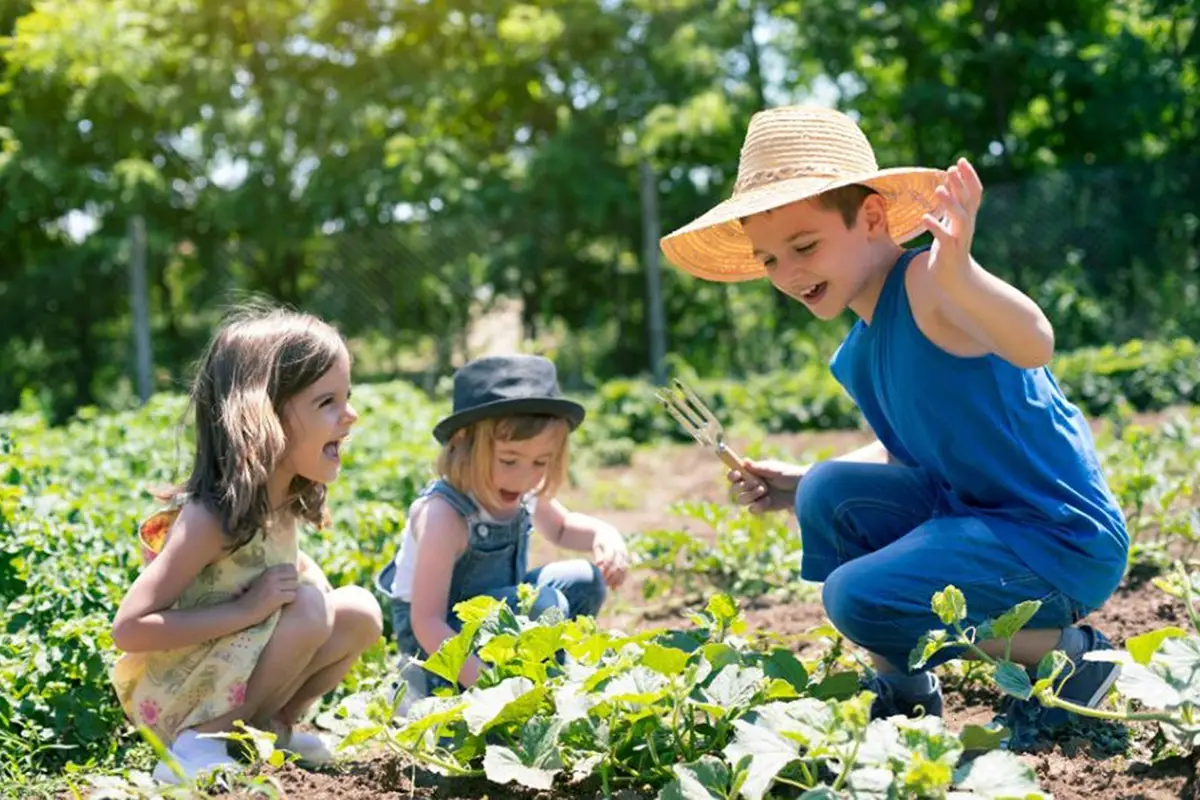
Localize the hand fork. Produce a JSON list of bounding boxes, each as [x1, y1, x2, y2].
[[655, 379, 747, 472]]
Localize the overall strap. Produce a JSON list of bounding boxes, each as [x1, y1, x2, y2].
[[424, 479, 479, 519]]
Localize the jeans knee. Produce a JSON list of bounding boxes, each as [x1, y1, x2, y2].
[[573, 562, 606, 618], [530, 586, 569, 619], [822, 563, 876, 645], [795, 460, 845, 534]]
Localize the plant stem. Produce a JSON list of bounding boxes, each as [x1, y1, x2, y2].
[[1176, 562, 1200, 634], [774, 775, 813, 791], [832, 733, 863, 792], [954, 623, 998, 665], [797, 760, 817, 787], [1039, 693, 1180, 724]]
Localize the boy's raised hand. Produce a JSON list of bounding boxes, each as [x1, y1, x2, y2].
[[922, 157, 984, 287], [727, 459, 808, 515]]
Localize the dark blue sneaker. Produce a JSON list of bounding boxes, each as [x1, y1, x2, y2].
[[864, 673, 944, 720], [995, 625, 1119, 743], [1038, 625, 1119, 729]]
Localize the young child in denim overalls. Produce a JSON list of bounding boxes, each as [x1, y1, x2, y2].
[[660, 105, 1129, 730], [376, 354, 630, 706]]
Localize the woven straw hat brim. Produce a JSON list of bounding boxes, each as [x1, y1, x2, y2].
[[660, 166, 946, 283]]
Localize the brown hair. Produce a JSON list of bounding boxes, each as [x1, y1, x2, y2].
[[814, 184, 880, 228], [438, 414, 571, 511], [168, 303, 349, 552]]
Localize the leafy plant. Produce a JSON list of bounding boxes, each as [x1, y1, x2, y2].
[[336, 593, 1047, 799], [631, 501, 807, 604], [916, 564, 1200, 752]]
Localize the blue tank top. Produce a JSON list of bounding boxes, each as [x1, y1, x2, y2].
[[829, 246, 1129, 610]]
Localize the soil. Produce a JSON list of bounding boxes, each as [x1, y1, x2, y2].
[[208, 423, 1197, 800]]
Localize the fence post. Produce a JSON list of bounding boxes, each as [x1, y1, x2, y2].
[[639, 158, 667, 385], [128, 215, 153, 404]]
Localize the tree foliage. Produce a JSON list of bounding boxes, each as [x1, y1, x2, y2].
[[0, 0, 1196, 417]]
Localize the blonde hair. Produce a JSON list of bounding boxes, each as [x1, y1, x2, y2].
[[438, 414, 571, 511], [166, 303, 349, 552]]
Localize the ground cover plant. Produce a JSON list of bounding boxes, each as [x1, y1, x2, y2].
[[2, 348, 1200, 798]]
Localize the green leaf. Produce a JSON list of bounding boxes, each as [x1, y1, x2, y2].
[[932, 586, 967, 625], [483, 745, 560, 791], [481, 718, 565, 790], [993, 661, 1034, 700], [424, 620, 483, 685], [707, 594, 738, 627], [1126, 626, 1188, 665], [516, 624, 566, 664], [958, 724, 1008, 752], [454, 595, 507, 625], [810, 670, 860, 701], [392, 698, 469, 749], [763, 649, 808, 692], [477, 633, 518, 667], [1111, 659, 1183, 708], [643, 643, 692, 676], [657, 755, 731, 800], [337, 724, 384, 749], [953, 749, 1048, 798], [703, 665, 764, 708], [701, 643, 742, 674], [723, 718, 800, 800], [764, 678, 801, 700], [462, 677, 546, 735], [909, 629, 949, 671], [602, 666, 671, 705], [986, 600, 1043, 640]]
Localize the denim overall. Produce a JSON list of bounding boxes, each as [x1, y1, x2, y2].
[[375, 479, 605, 699]]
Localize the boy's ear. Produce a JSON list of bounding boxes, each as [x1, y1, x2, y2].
[[861, 193, 889, 236]]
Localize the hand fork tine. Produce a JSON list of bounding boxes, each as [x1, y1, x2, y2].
[[655, 379, 746, 472]]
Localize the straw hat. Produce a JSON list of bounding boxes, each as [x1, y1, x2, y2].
[[660, 105, 946, 283]]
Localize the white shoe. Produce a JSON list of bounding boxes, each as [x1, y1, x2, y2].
[[389, 655, 429, 719], [152, 729, 241, 785], [281, 729, 335, 765]]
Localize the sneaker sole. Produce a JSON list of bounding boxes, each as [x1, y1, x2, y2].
[[1079, 662, 1121, 709]]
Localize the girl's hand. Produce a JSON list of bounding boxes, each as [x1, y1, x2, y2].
[[593, 528, 630, 590], [237, 564, 299, 622], [727, 459, 809, 515]]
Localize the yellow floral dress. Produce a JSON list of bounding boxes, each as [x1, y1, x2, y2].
[[109, 503, 305, 745]]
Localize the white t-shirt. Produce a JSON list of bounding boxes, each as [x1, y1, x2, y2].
[[390, 491, 537, 602]]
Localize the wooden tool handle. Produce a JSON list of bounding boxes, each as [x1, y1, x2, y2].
[[716, 445, 746, 472]]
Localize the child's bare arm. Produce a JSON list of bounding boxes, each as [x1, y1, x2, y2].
[[533, 499, 629, 588], [918, 158, 1055, 370], [835, 439, 895, 465], [533, 498, 607, 551], [297, 549, 333, 593], [407, 498, 484, 686], [111, 503, 292, 653]]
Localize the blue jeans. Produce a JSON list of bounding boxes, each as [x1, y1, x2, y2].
[[797, 460, 1088, 675]]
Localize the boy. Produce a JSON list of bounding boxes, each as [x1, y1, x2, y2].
[[659, 105, 1128, 727]]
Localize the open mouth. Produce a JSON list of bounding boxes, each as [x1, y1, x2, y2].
[[799, 282, 828, 305], [322, 439, 343, 463], [498, 489, 521, 504]]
